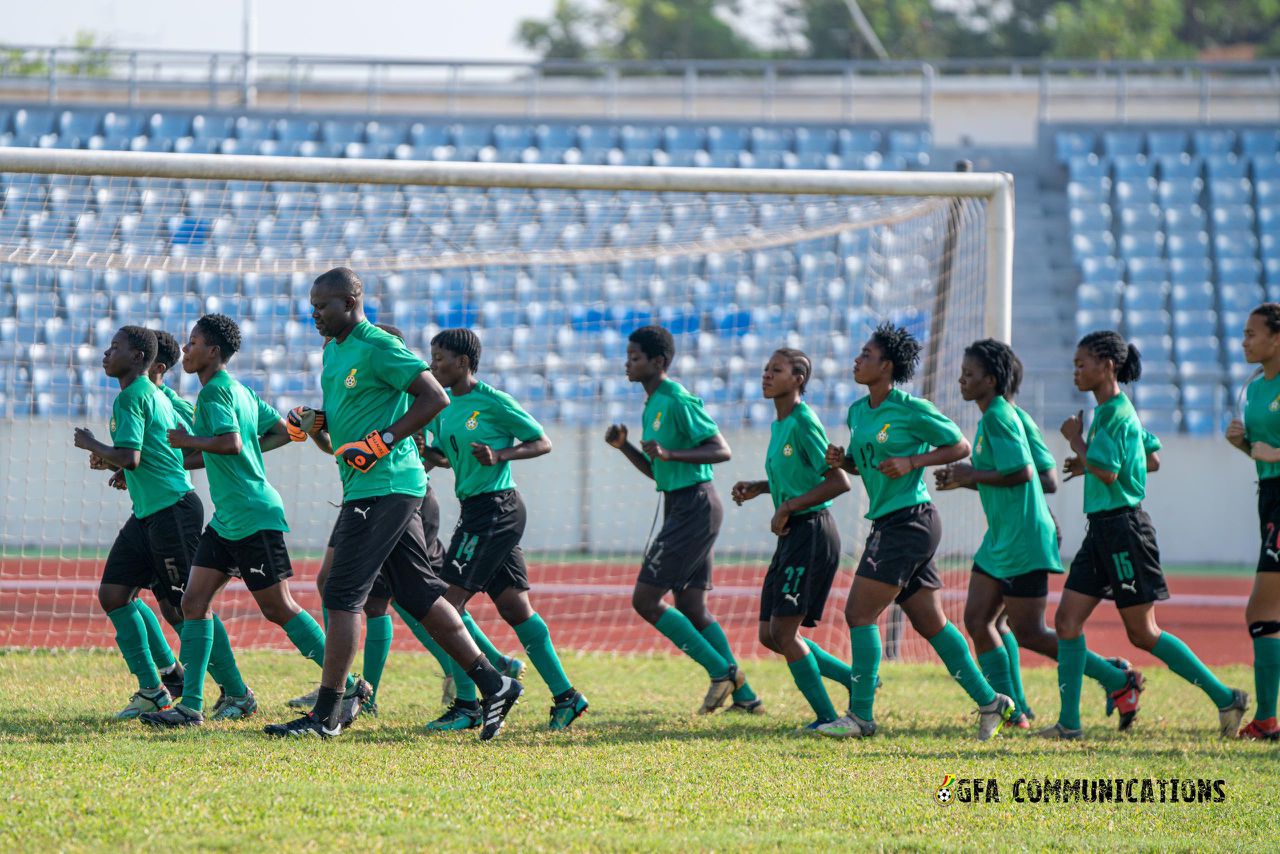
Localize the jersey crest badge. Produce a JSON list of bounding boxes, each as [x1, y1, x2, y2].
[[1269, 393, 1280, 413], [783, 443, 793, 457], [975, 435, 984, 455], [466, 410, 480, 430], [652, 411, 663, 431], [344, 368, 358, 389], [876, 423, 890, 444], [110, 417, 116, 433]]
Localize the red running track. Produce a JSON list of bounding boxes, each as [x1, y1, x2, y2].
[[0, 559, 1256, 665]]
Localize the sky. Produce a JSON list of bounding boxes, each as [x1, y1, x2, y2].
[[5, 0, 561, 60]]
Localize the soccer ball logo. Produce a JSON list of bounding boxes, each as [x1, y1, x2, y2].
[[344, 368, 358, 389], [1270, 395, 1279, 412], [652, 411, 663, 431], [877, 423, 890, 444], [783, 443, 793, 457], [466, 411, 480, 430], [935, 774, 956, 807]]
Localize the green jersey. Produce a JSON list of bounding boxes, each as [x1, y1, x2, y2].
[[1013, 403, 1056, 474], [321, 320, 429, 501], [641, 379, 720, 493], [972, 397, 1062, 577], [765, 401, 833, 514], [1083, 392, 1147, 513], [109, 376, 193, 519], [1244, 372, 1280, 480], [428, 382, 544, 501], [847, 388, 965, 520], [193, 370, 289, 540], [1142, 430, 1161, 456], [158, 382, 195, 430]]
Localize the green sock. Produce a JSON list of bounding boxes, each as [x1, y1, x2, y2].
[[788, 651, 838, 723], [928, 622, 996, 707], [848, 624, 881, 720], [282, 611, 355, 693], [392, 602, 453, 675], [363, 615, 394, 700], [178, 618, 214, 712], [1083, 651, 1128, 692], [978, 647, 1017, 716], [999, 630, 1029, 713], [513, 613, 572, 696], [463, 612, 507, 666], [701, 621, 757, 702], [806, 639, 853, 691], [449, 656, 479, 703], [654, 608, 731, 679], [132, 599, 177, 671], [1057, 635, 1087, 730], [207, 615, 247, 697], [107, 604, 161, 690], [1254, 636, 1280, 720], [1152, 631, 1234, 708]]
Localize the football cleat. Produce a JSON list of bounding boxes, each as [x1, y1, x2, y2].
[[1108, 669, 1145, 731], [210, 687, 258, 721], [977, 693, 1015, 741], [160, 663, 185, 702], [1218, 689, 1250, 738], [115, 687, 171, 721], [1237, 717, 1280, 741], [727, 697, 765, 715], [479, 676, 523, 741], [287, 686, 319, 709], [1036, 722, 1084, 740], [425, 702, 482, 732], [816, 713, 877, 738], [699, 665, 746, 715], [140, 703, 204, 728], [548, 691, 589, 731], [264, 712, 341, 739]]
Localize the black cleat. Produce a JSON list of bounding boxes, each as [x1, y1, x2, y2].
[[140, 703, 204, 728], [160, 663, 185, 701], [263, 712, 341, 739], [479, 676, 523, 741], [339, 678, 373, 727]]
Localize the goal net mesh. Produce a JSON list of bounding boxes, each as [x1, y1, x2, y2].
[[0, 162, 993, 663]]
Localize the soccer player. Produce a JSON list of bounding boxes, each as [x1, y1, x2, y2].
[[819, 322, 1014, 740], [138, 313, 360, 727], [1225, 304, 1280, 740], [1043, 329, 1248, 739], [422, 327, 587, 731], [262, 267, 522, 740], [285, 324, 522, 716], [604, 325, 759, 714], [72, 326, 204, 719], [936, 340, 1137, 733], [90, 329, 195, 700], [730, 349, 851, 732]]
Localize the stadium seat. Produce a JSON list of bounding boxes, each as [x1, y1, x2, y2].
[[1193, 129, 1237, 157], [1242, 130, 1280, 159], [1055, 131, 1096, 162]]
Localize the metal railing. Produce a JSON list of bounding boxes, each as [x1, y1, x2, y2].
[[1, 45, 1279, 124]]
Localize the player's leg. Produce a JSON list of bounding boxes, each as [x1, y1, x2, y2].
[[360, 590, 393, 713], [842, 574, 896, 728], [1242, 572, 1280, 738], [964, 570, 1021, 723], [1046, 587, 1103, 738], [992, 611, 1031, 717], [775, 613, 840, 729], [99, 513, 168, 717], [289, 544, 336, 709], [141, 564, 230, 726], [132, 598, 182, 690], [493, 573, 586, 731]]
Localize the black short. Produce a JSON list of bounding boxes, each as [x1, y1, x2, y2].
[[193, 526, 293, 592], [102, 491, 203, 608], [638, 481, 723, 592], [442, 489, 530, 598], [325, 487, 446, 602], [972, 564, 1051, 599], [760, 509, 841, 627], [855, 503, 943, 605], [324, 492, 447, 619], [1257, 478, 1280, 574], [1065, 506, 1169, 608]]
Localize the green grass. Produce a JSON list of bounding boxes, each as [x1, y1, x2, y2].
[[0, 650, 1273, 851]]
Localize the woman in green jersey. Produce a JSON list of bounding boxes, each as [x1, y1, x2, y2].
[[820, 322, 1015, 740], [938, 340, 1135, 733], [1045, 329, 1248, 739], [731, 349, 851, 732], [1224, 304, 1280, 740]]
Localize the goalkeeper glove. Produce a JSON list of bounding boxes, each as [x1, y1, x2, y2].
[[335, 430, 392, 473], [286, 406, 326, 441]]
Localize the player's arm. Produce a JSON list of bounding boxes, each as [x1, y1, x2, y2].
[[879, 439, 970, 479], [258, 418, 293, 453], [423, 447, 450, 470], [475, 434, 551, 465], [335, 372, 448, 473], [642, 432, 730, 465], [825, 443, 859, 476], [1038, 467, 1059, 493], [937, 462, 1033, 491], [181, 448, 206, 470], [1145, 450, 1160, 472], [169, 426, 242, 456], [73, 428, 141, 471], [605, 424, 654, 480], [785, 467, 851, 514]]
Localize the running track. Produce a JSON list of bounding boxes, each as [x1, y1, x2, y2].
[[0, 558, 1254, 665]]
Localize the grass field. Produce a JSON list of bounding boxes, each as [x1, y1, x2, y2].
[[0, 650, 1274, 851]]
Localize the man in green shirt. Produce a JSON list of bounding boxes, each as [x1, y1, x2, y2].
[[423, 328, 586, 732], [605, 325, 758, 714], [263, 267, 522, 741], [73, 326, 205, 720], [139, 313, 359, 727]]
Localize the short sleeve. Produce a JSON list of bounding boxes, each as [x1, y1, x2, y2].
[[794, 409, 831, 475], [112, 392, 146, 450], [201, 387, 239, 437], [909, 398, 965, 448], [255, 393, 283, 434], [1086, 417, 1123, 473], [1142, 429, 1162, 455], [377, 341, 429, 392], [673, 395, 719, 444], [984, 409, 1032, 476], [495, 395, 545, 442], [426, 419, 442, 452]]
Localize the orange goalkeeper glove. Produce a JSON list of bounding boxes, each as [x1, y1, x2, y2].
[[335, 430, 392, 473], [286, 406, 326, 441]]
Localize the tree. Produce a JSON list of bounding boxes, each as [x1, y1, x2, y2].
[[516, 0, 594, 61], [1049, 0, 1193, 60]]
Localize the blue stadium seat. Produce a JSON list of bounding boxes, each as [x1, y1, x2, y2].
[[1214, 230, 1260, 259], [148, 112, 191, 140], [59, 110, 101, 139], [1170, 282, 1214, 311], [1193, 129, 1237, 157], [1217, 257, 1262, 286], [1077, 282, 1122, 311], [1055, 131, 1096, 162], [794, 127, 835, 155], [1165, 231, 1209, 259], [1125, 256, 1167, 284], [620, 124, 662, 152], [1103, 131, 1144, 158], [1163, 203, 1206, 234], [191, 115, 233, 139], [274, 118, 319, 142], [1119, 232, 1164, 259], [1132, 382, 1179, 411], [1209, 178, 1252, 205], [321, 120, 365, 145], [1069, 203, 1111, 230], [1205, 154, 1247, 180], [1242, 130, 1280, 159], [233, 116, 271, 141], [706, 126, 749, 154]]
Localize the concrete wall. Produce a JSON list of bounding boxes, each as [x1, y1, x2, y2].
[[0, 421, 1261, 565]]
